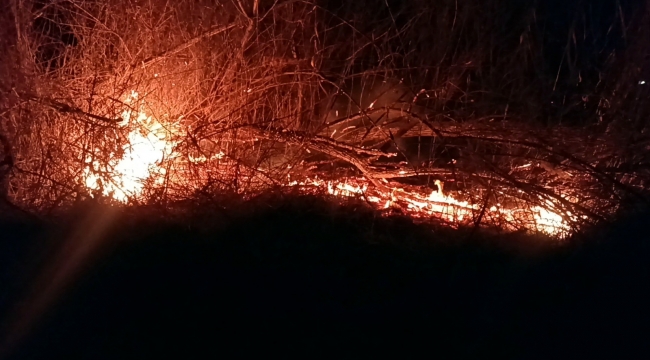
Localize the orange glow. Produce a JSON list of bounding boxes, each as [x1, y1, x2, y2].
[[80, 91, 572, 236], [289, 176, 572, 236], [83, 91, 179, 202]]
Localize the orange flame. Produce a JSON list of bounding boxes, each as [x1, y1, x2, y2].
[[289, 176, 571, 236], [83, 91, 178, 202], [81, 91, 571, 236]]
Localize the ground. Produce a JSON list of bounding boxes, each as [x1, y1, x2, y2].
[[0, 197, 649, 359]]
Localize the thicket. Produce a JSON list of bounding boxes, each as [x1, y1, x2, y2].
[[0, 0, 649, 233]]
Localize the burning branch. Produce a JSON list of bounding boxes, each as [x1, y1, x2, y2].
[[21, 94, 122, 125], [0, 0, 647, 237], [248, 125, 393, 189]]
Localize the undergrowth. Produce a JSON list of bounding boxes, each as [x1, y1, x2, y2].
[[0, 196, 648, 358]]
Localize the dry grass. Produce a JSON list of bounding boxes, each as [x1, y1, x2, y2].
[[0, 0, 648, 234]]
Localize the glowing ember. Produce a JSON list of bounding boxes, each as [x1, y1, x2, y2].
[[532, 203, 569, 234], [83, 91, 178, 202], [80, 90, 571, 236], [288, 176, 571, 236]]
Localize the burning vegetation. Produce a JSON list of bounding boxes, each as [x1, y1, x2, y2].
[[1, 0, 649, 237]]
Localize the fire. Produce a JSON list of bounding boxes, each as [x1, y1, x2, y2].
[[289, 176, 571, 236], [83, 91, 178, 202], [81, 91, 571, 236]]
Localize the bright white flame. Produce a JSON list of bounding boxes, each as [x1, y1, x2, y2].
[[80, 90, 573, 235], [188, 151, 225, 164], [84, 91, 178, 202]]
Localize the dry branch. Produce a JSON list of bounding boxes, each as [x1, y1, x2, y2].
[[0, 0, 647, 235], [20, 92, 122, 125], [137, 23, 238, 69]]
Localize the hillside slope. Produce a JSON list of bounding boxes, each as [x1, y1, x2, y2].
[[0, 199, 649, 359]]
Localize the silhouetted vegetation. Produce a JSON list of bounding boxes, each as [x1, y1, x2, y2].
[[0, 0, 649, 232], [1, 198, 649, 358], [1, 0, 649, 357]]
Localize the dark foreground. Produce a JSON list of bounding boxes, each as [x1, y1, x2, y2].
[[0, 198, 649, 359]]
